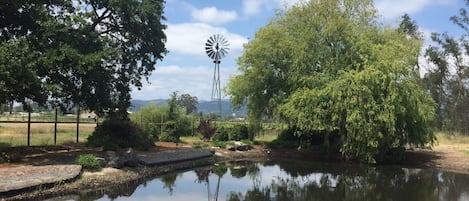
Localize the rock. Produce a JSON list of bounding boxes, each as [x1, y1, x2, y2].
[[119, 148, 141, 168], [124, 159, 140, 167], [95, 157, 107, 167], [233, 141, 250, 151], [236, 144, 250, 151], [226, 145, 236, 151]]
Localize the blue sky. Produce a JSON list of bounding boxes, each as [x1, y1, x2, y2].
[[131, 0, 467, 101]]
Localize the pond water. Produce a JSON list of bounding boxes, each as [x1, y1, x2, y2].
[[77, 160, 469, 201]]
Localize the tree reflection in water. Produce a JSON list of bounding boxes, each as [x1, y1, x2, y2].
[[74, 160, 469, 201], [224, 160, 469, 201]]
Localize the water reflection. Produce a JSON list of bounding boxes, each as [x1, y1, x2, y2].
[[76, 160, 469, 201]]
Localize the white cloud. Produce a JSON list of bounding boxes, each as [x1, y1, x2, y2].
[[191, 7, 238, 25], [242, 0, 306, 15], [375, 0, 455, 20], [243, 0, 265, 15], [165, 23, 248, 57]]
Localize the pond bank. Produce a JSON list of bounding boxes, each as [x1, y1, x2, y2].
[[0, 143, 468, 201], [0, 145, 270, 201]]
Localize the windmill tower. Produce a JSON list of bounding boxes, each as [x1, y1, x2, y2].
[[205, 34, 229, 116]]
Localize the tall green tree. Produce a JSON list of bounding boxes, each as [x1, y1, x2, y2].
[[227, 0, 435, 162], [177, 93, 199, 114], [423, 1, 469, 134], [0, 0, 167, 120]]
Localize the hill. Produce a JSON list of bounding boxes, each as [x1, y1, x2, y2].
[[130, 99, 247, 117]]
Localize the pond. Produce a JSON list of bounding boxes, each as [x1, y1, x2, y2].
[[74, 160, 469, 201]]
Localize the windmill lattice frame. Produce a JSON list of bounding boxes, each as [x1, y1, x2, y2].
[[205, 34, 229, 116]]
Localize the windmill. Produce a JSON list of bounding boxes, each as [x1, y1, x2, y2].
[[205, 34, 229, 116]]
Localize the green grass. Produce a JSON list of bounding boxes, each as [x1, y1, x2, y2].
[[180, 135, 204, 144], [255, 132, 278, 143], [76, 154, 101, 170]]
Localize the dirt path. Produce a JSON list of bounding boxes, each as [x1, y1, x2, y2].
[[402, 146, 469, 174]]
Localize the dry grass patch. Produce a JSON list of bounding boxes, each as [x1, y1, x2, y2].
[[0, 122, 96, 146]]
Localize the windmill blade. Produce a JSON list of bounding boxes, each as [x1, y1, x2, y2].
[[220, 49, 228, 56], [208, 51, 216, 59], [209, 35, 215, 43], [221, 40, 228, 47]]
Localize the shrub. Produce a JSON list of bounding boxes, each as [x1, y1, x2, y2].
[[212, 127, 229, 141], [267, 128, 300, 149], [87, 119, 154, 150], [229, 125, 249, 141], [197, 119, 216, 140], [159, 120, 180, 143], [267, 139, 299, 149], [77, 154, 100, 170], [248, 123, 262, 141]]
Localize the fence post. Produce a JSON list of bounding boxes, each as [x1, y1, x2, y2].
[[54, 107, 58, 145], [27, 111, 31, 146], [76, 106, 79, 143]]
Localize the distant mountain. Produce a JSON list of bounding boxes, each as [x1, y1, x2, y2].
[[130, 99, 247, 117]]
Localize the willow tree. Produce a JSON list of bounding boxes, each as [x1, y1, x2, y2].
[[227, 0, 435, 163]]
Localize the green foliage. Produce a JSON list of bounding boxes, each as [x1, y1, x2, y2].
[[76, 154, 100, 170], [0, 0, 167, 120], [130, 97, 194, 143], [192, 141, 210, 149], [247, 123, 262, 141], [211, 141, 233, 148], [212, 127, 229, 142], [177, 93, 199, 114], [227, 0, 435, 163], [160, 121, 180, 143], [229, 125, 249, 141], [423, 3, 469, 134], [267, 129, 299, 149], [87, 119, 154, 150]]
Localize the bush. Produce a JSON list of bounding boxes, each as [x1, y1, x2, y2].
[[212, 127, 229, 141], [248, 123, 262, 141], [229, 125, 249, 141], [267, 128, 300, 149], [87, 119, 154, 150], [160, 121, 180, 143], [77, 154, 100, 170], [197, 119, 216, 140]]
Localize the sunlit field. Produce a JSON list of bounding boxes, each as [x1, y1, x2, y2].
[[436, 132, 469, 155], [0, 122, 96, 147]]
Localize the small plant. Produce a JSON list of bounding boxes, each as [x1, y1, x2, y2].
[[77, 154, 101, 170], [192, 141, 210, 149], [212, 141, 233, 148]]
